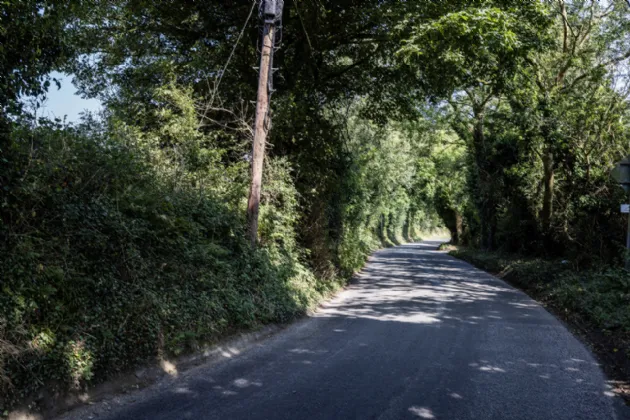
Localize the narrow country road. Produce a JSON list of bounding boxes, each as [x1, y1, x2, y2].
[[67, 241, 628, 420]]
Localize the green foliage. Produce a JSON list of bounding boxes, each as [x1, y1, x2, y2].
[[398, 3, 551, 97], [0, 107, 332, 411], [452, 248, 630, 334], [415, 0, 630, 260], [0, 81, 444, 412], [335, 106, 446, 274], [0, 0, 96, 121]]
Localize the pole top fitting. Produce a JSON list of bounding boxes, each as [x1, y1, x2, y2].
[[262, 0, 284, 22]]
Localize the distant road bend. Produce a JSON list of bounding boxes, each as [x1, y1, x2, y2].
[[64, 241, 628, 420]]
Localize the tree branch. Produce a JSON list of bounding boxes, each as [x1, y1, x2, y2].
[[562, 49, 630, 93], [558, 0, 572, 53]]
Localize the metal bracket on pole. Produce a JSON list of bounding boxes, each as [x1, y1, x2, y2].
[[262, 0, 284, 23]]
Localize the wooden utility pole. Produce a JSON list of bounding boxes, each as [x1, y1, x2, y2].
[[247, 0, 282, 247]]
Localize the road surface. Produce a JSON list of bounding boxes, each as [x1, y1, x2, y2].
[[66, 241, 628, 420]]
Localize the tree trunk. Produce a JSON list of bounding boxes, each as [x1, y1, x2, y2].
[[541, 147, 554, 233], [451, 211, 463, 246], [472, 111, 495, 250], [487, 210, 497, 250], [377, 214, 386, 244], [403, 209, 412, 242]]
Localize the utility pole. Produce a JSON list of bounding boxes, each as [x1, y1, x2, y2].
[[247, 0, 283, 247]]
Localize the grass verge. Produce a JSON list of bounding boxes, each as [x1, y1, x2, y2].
[[450, 247, 630, 402]]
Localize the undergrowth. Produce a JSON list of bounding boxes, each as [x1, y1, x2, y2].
[[0, 107, 431, 413], [450, 248, 630, 346], [0, 119, 340, 412]]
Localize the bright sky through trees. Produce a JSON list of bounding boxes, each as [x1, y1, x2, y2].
[[39, 72, 101, 122]]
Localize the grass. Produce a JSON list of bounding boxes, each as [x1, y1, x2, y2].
[[450, 247, 630, 399]]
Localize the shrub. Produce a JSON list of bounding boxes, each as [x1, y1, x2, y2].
[[451, 248, 630, 334], [0, 118, 330, 411]]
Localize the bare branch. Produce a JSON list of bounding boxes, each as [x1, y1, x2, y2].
[[558, 0, 573, 53]]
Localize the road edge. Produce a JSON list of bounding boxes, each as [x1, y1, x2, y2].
[[447, 248, 630, 412]]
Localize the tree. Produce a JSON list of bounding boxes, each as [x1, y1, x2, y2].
[[510, 0, 630, 249], [397, 1, 551, 248]]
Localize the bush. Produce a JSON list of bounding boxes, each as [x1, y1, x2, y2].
[[451, 248, 630, 333], [0, 88, 444, 413], [0, 119, 332, 411]]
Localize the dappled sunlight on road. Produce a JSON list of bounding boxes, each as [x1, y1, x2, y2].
[[159, 360, 178, 377], [409, 406, 436, 418], [313, 242, 540, 329]]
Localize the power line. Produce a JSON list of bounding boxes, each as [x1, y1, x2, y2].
[[205, 0, 258, 113]]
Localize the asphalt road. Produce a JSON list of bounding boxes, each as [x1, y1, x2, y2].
[[71, 241, 629, 420]]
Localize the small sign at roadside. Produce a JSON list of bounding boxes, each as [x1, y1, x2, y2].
[[622, 204, 630, 214]]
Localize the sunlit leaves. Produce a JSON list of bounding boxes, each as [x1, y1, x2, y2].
[[397, 2, 551, 97]]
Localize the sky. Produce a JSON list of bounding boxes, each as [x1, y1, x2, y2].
[[39, 71, 102, 123]]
